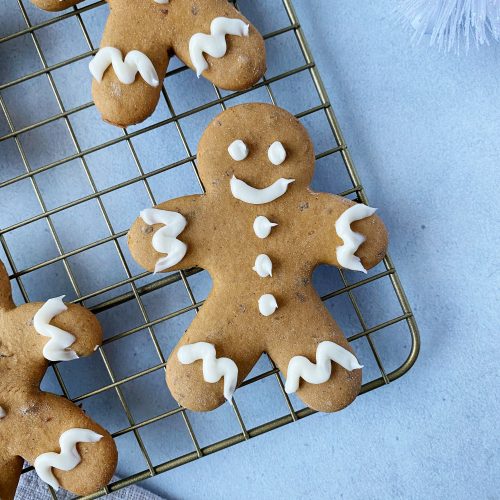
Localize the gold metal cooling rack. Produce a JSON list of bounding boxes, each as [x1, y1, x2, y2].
[[0, 0, 420, 497]]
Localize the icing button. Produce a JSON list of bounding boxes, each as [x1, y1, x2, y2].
[[258, 294, 278, 316]]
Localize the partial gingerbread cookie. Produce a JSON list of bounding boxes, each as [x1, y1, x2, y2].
[[128, 103, 388, 413], [30, 0, 266, 127], [0, 262, 117, 499]]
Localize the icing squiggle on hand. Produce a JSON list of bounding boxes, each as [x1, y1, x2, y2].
[[230, 175, 294, 205], [335, 204, 377, 273], [34, 428, 103, 491], [177, 342, 238, 403], [89, 47, 159, 87], [189, 17, 249, 77], [33, 297, 78, 362], [140, 208, 188, 274], [285, 341, 363, 393]]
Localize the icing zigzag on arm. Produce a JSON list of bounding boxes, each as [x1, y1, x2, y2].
[[140, 208, 188, 274], [34, 428, 103, 491], [285, 341, 363, 394], [177, 342, 238, 403], [189, 17, 250, 77], [89, 47, 159, 87], [335, 204, 377, 273], [33, 296, 78, 362]]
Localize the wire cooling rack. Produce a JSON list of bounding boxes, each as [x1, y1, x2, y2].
[[0, 0, 420, 497]]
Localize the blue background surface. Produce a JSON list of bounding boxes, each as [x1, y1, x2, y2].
[[1, 0, 499, 498]]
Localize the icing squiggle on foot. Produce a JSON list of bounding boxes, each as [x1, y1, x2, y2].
[[33, 297, 78, 362], [89, 47, 159, 87], [335, 204, 377, 273], [34, 428, 103, 491], [285, 341, 363, 393], [189, 17, 249, 77], [177, 342, 238, 403], [140, 208, 188, 273]]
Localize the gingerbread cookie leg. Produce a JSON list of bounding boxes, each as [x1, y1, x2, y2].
[[166, 292, 262, 411], [90, 11, 170, 127], [11, 393, 117, 496], [170, 0, 266, 90], [266, 296, 362, 413], [29, 0, 83, 12], [0, 452, 23, 500]]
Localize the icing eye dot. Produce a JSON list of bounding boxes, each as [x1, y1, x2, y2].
[[268, 141, 286, 165], [228, 140, 249, 161]]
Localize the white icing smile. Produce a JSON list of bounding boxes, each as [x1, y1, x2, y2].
[[335, 204, 377, 273], [285, 341, 363, 393], [89, 47, 159, 87], [34, 428, 103, 491], [140, 208, 188, 274], [230, 175, 294, 205], [189, 17, 249, 77], [177, 342, 238, 403], [33, 297, 78, 362]]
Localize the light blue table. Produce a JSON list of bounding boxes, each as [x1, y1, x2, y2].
[[1, 0, 499, 498]]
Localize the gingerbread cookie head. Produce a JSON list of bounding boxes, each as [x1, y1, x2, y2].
[[198, 104, 315, 194], [0, 261, 117, 498], [128, 103, 388, 414], [31, 0, 266, 127]]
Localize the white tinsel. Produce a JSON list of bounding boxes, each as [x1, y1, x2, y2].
[[398, 0, 500, 52]]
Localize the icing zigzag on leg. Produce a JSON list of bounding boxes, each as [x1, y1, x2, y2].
[[177, 342, 238, 402], [34, 428, 103, 491], [285, 341, 363, 394], [189, 17, 249, 77]]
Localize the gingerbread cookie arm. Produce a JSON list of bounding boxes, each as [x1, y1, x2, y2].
[[29, 0, 83, 12], [265, 291, 362, 413], [166, 286, 263, 411], [128, 195, 209, 274], [307, 193, 388, 273], [90, 8, 171, 127], [10, 393, 117, 496], [0, 452, 23, 500], [169, 0, 266, 90]]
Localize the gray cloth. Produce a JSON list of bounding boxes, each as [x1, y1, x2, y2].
[[16, 472, 164, 499]]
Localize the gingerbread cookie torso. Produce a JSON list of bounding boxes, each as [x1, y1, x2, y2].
[[0, 262, 117, 499], [31, 0, 266, 127], [128, 103, 388, 413]]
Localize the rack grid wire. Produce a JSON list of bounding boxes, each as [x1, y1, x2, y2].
[[0, 0, 420, 498]]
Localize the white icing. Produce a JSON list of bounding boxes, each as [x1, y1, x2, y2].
[[89, 47, 159, 87], [252, 254, 273, 278], [189, 17, 249, 77], [34, 428, 103, 491], [253, 216, 278, 239], [154, 0, 168, 3], [335, 204, 377, 273], [258, 294, 278, 316], [228, 140, 249, 161], [33, 297, 78, 362], [140, 208, 188, 274], [230, 175, 294, 205], [268, 141, 287, 165], [0, 406, 6, 419], [177, 342, 238, 403], [285, 341, 363, 394]]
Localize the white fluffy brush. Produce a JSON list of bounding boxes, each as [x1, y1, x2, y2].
[[398, 0, 500, 52]]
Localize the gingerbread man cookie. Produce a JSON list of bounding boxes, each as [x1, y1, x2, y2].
[[128, 103, 388, 413], [0, 261, 117, 499], [31, 0, 266, 127]]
